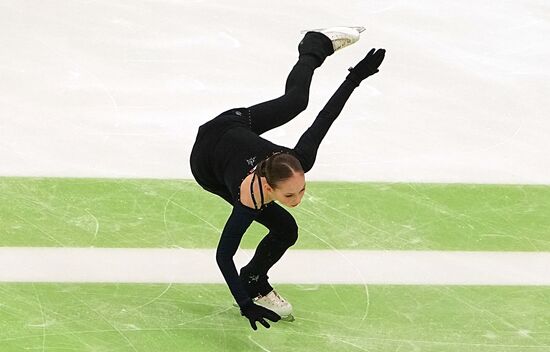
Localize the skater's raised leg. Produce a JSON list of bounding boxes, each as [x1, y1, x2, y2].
[[248, 27, 366, 136], [247, 32, 334, 136]]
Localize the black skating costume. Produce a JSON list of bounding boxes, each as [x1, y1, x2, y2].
[[190, 32, 366, 309]]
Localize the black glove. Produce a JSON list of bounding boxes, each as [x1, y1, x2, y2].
[[346, 48, 386, 85], [240, 301, 281, 330]]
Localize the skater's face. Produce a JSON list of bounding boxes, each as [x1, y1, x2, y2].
[[270, 172, 306, 208]]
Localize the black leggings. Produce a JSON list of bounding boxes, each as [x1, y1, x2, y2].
[[240, 202, 298, 297], [248, 56, 317, 136]]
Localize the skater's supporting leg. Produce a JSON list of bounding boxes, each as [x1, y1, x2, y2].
[[240, 202, 298, 297], [248, 32, 333, 136]]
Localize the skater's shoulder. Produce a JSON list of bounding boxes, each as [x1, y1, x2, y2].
[[238, 185, 263, 211], [238, 173, 271, 211]]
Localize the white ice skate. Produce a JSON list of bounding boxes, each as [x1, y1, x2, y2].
[[301, 26, 365, 52], [254, 290, 295, 322]]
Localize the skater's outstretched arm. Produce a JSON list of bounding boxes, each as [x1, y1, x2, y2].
[[293, 48, 386, 172]]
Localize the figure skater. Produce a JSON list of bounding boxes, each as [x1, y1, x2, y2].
[[189, 26, 385, 330]]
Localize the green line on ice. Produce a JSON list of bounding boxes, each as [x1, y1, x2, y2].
[[1, 177, 549, 251]]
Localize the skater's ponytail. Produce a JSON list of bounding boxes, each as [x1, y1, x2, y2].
[[256, 152, 303, 189]]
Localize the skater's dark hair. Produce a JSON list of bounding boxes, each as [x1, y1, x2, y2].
[[255, 152, 303, 189]]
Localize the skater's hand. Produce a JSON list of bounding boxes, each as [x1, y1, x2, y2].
[[240, 301, 281, 330], [347, 48, 386, 84]]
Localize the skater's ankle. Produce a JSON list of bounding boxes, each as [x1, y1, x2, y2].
[[258, 287, 273, 297], [298, 32, 334, 67], [301, 31, 334, 55]]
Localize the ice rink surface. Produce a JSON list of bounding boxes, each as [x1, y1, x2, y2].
[[1, 0, 549, 183], [1, 1, 550, 351], [1, 178, 549, 351]]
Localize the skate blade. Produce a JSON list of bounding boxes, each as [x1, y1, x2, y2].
[[281, 314, 295, 322], [301, 26, 365, 34]]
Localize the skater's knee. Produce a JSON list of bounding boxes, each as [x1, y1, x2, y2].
[[287, 93, 308, 116], [269, 217, 298, 247], [296, 94, 309, 113], [283, 217, 299, 247], [287, 227, 298, 247]]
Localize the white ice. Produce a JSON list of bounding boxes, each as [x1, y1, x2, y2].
[[0, 0, 549, 184], [2, 247, 549, 285]]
